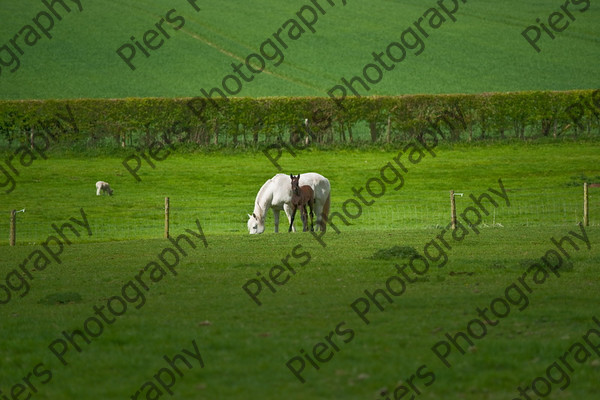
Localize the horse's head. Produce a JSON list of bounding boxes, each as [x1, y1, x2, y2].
[[290, 174, 301, 195], [247, 213, 265, 234]]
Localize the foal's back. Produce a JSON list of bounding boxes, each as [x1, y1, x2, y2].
[[301, 185, 314, 203]]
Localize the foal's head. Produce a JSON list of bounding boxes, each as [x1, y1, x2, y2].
[[290, 174, 301, 195]]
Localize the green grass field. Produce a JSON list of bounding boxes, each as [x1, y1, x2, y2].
[[1, 142, 600, 399], [1, 141, 600, 243], [1, 0, 600, 398], [1, 0, 599, 99]]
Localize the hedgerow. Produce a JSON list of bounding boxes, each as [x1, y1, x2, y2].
[[0, 90, 597, 149]]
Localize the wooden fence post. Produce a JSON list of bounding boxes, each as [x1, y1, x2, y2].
[[386, 115, 391, 143], [164, 197, 170, 238], [450, 190, 457, 230], [10, 209, 16, 246], [583, 182, 589, 226]]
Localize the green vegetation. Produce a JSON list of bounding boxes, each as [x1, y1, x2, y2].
[[1, 143, 599, 399], [2, 141, 599, 243], [1, 91, 598, 151], [1, 226, 599, 399], [1, 0, 599, 398], [1, 1, 598, 100]]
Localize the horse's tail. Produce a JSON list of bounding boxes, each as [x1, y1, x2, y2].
[[321, 191, 331, 232]]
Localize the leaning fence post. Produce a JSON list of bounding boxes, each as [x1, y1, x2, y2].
[[583, 182, 589, 227], [10, 209, 16, 246], [450, 190, 457, 230], [386, 115, 391, 143], [164, 197, 170, 238]]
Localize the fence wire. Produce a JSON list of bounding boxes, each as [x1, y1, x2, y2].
[[349, 190, 593, 231], [2, 186, 597, 246]]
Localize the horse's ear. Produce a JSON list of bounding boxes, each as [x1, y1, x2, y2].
[[248, 214, 252, 219], [297, 174, 300, 179], [290, 174, 293, 179]]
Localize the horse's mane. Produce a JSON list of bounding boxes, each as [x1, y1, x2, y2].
[[253, 178, 274, 219]]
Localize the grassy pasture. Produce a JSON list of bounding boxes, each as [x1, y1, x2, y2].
[[1, 141, 600, 243], [1, 0, 599, 99], [1, 228, 599, 399], [1, 0, 600, 398], [1, 142, 599, 399]]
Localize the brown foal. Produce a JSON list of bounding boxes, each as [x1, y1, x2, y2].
[[289, 174, 314, 232]]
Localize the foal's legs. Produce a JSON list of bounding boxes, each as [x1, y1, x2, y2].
[[288, 206, 297, 232], [285, 203, 296, 232], [300, 205, 309, 232]]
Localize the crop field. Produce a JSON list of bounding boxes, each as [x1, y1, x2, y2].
[[1, 0, 600, 399], [1, 1, 599, 99]]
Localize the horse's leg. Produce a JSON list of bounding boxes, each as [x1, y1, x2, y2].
[[309, 200, 314, 231], [301, 205, 308, 232], [289, 206, 296, 232], [273, 209, 280, 233], [284, 203, 296, 232], [313, 197, 323, 231]]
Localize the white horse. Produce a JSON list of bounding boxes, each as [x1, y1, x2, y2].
[[247, 173, 330, 234], [96, 181, 113, 196]]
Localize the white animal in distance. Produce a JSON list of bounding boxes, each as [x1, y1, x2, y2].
[[96, 181, 113, 196]]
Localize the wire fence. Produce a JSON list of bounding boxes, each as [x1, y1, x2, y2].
[[352, 190, 593, 231], [2, 185, 598, 246]]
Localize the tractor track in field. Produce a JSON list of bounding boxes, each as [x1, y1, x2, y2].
[[111, 1, 329, 95]]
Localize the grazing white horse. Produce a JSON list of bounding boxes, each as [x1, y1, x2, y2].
[[247, 173, 330, 234], [96, 181, 113, 196]]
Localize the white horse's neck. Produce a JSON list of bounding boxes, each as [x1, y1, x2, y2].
[[253, 180, 273, 220]]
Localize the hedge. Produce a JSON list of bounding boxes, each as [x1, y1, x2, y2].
[[0, 90, 598, 149]]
